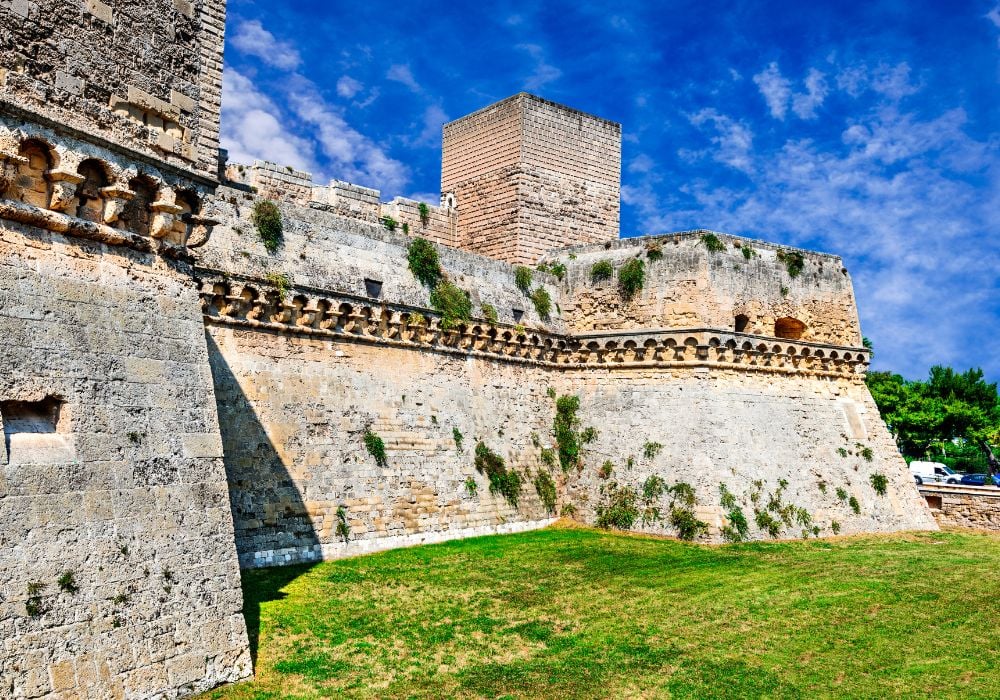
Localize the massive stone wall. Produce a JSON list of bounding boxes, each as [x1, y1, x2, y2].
[[549, 232, 863, 347], [441, 93, 621, 265], [0, 0, 226, 180], [206, 324, 557, 568], [0, 217, 250, 698], [563, 367, 936, 539]]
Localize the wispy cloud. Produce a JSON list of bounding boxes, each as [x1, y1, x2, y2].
[[753, 62, 792, 119], [336, 75, 363, 99], [229, 20, 301, 70], [684, 108, 754, 172], [516, 44, 562, 91], [387, 64, 421, 93]]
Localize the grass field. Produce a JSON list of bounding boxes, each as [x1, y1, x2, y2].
[[202, 526, 1000, 699]]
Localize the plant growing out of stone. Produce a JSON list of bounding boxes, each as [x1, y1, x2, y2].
[[335, 506, 350, 542], [598, 460, 613, 479], [701, 232, 725, 253], [856, 443, 874, 462], [465, 476, 477, 495], [474, 442, 522, 507], [252, 200, 283, 253], [831, 520, 842, 534], [417, 202, 430, 225], [836, 487, 849, 502], [837, 447, 849, 458], [668, 482, 707, 541], [641, 475, 666, 524], [480, 303, 498, 326], [265, 271, 291, 301], [618, 258, 645, 300], [646, 242, 664, 262], [534, 470, 557, 514], [596, 481, 639, 530], [870, 472, 888, 496], [380, 215, 398, 232], [25, 582, 46, 618], [430, 280, 472, 330], [514, 266, 533, 293], [741, 244, 756, 260], [530, 287, 552, 319], [364, 428, 388, 467], [539, 447, 556, 469], [590, 259, 613, 283], [560, 503, 577, 517], [57, 570, 78, 594], [538, 261, 567, 280], [849, 495, 861, 514], [580, 426, 598, 444], [777, 250, 805, 278], [402, 222, 409, 235], [407, 237, 442, 287], [554, 394, 582, 472], [643, 441, 663, 460], [719, 483, 749, 542], [452, 427, 464, 451]]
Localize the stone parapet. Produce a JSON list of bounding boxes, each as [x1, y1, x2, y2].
[[919, 485, 1000, 530]]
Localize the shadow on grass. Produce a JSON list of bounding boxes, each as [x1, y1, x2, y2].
[[240, 562, 316, 667]]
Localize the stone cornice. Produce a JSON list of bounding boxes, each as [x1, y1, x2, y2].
[[197, 271, 871, 379]]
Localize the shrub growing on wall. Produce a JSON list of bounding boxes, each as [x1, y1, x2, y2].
[[534, 470, 557, 513], [252, 200, 283, 252], [554, 395, 582, 471], [363, 429, 388, 467], [430, 280, 472, 329], [618, 258, 645, 300], [590, 259, 613, 283], [407, 237, 442, 287], [530, 287, 552, 319], [514, 266, 533, 293], [701, 232, 725, 253], [417, 202, 430, 225], [668, 482, 708, 541], [777, 250, 805, 278], [480, 303, 498, 326], [474, 442, 522, 507], [596, 481, 639, 530], [870, 473, 888, 496]]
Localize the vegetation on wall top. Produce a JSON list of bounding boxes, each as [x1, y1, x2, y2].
[[514, 266, 533, 293], [530, 287, 552, 319], [777, 250, 805, 278], [701, 232, 725, 253]]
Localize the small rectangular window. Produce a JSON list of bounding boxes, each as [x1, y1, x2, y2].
[[1, 396, 74, 465]]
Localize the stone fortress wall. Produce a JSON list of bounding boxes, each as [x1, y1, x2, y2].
[[0, 1, 937, 698]]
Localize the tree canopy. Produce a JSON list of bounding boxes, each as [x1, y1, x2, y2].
[[867, 366, 1000, 473]]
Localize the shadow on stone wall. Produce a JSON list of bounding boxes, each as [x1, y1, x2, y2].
[[205, 334, 320, 665]]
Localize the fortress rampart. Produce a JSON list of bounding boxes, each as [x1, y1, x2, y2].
[[0, 2, 936, 698]]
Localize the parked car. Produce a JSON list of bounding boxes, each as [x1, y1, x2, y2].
[[909, 461, 962, 485], [958, 473, 1000, 487]]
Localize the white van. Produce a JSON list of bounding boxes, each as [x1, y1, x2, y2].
[[909, 461, 961, 485]]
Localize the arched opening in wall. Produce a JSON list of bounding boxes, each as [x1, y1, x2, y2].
[[75, 159, 110, 222], [170, 189, 199, 246], [122, 175, 158, 236], [16, 139, 53, 208], [775, 317, 806, 340], [734, 314, 750, 333]]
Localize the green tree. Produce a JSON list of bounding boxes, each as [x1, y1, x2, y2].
[[867, 366, 1000, 476]]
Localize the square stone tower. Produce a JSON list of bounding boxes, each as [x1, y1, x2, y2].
[[441, 93, 621, 265]]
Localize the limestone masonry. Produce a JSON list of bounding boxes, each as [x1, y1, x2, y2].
[[1, 1, 936, 698]]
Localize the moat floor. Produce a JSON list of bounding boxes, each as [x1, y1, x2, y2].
[[202, 526, 1000, 699]]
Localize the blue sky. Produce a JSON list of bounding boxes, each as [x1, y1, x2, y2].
[[221, 0, 1000, 382]]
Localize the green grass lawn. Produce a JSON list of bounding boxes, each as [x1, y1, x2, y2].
[[203, 526, 1000, 699]]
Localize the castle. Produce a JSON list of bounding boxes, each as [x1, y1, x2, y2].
[[0, 2, 936, 698]]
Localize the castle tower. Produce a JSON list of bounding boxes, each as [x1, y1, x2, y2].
[[441, 93, 621, 265]]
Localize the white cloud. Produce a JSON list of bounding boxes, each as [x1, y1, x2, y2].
[[791, 69, 828, 119], [987, 4, 1000, 46], [387, 64, 421, 93], [628, 153, 655, 174], [516, 44, 562, 91], [755, 62, 830, 120], [336, 76, 363, 99], [220, 68, 315, 171], [286, 79, 409, 193], [685, 108, 754, 172], [753, 62, 792, 119], [229, 20, 301, 71]]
